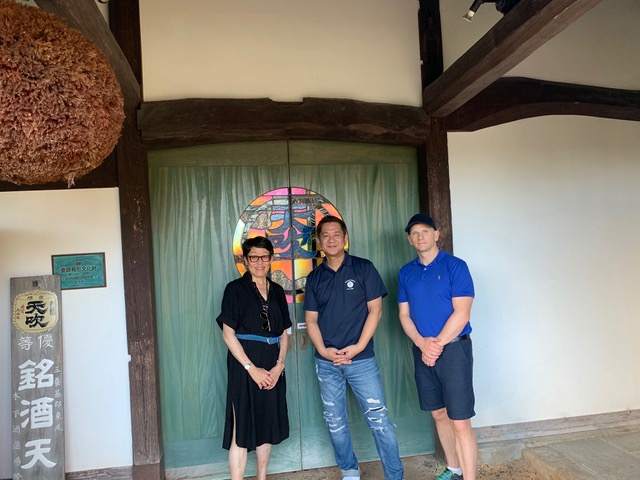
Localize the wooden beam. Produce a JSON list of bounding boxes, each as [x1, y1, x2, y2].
[[108, 0, 143, 86], [117, 106, 164, 480], [423, 0, 603, 117], [34, 0, 140, 108], [115, 107, 160, 480], [418, 0, 444, 87], [442, 77, 640, 131], [418, 120, 454, 254], [107, 1, 164, 478], [416, 0, 453, 257], [138, 97, 430, 149]]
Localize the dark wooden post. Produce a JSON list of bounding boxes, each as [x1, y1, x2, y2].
[[109, 1, 164, 479], [418, 0, 454, 254], [419, 119, 454, 254], [418, 0, 453, 464]]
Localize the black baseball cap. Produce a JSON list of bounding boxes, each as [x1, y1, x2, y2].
[[405, 213, 437, 233]]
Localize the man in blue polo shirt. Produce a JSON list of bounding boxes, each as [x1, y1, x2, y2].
[[398, 213, 477, 480], [304, 215, 404, 480]]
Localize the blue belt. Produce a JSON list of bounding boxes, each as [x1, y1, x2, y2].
[[236, 334, 280, 345]]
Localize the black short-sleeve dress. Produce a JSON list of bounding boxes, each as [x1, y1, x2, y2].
[[216, 272, 291, 451]]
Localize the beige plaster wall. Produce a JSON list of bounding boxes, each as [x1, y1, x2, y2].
[[139, 0, 423, 105]]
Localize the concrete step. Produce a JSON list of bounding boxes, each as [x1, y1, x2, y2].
[[521, 429, 640, 480]]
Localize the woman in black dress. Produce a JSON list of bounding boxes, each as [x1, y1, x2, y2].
[[216, 236, 291, 480]]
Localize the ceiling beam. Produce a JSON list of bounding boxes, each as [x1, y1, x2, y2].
[[423, 0, 603, 118], [138, 97, 430, 149], [34, 0, 140, 108], [441, 77, 640, 131], [419, 0, 444, 87]]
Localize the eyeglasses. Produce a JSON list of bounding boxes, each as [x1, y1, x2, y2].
[[260, 305, 271, 332], [247, 255, 272, 263]]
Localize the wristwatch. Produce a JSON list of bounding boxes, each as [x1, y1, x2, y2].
[[244, 362, 252, 371]]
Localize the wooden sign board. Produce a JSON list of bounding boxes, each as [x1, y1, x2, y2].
[[11, 275, 65, 479]]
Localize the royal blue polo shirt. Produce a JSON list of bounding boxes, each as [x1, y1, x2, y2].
[[398, 250, 474, 338], [304, 253, 387, 360]]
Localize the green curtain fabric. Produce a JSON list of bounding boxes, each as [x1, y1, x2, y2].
[[149, 142, 288, 443], [149, 141, 432, 474], [289, 141, 423, 424]]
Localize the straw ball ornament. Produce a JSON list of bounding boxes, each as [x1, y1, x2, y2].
[[0, 0, 124, 186]]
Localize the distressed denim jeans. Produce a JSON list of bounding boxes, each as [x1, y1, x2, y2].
[[315, 357, 404, 480]]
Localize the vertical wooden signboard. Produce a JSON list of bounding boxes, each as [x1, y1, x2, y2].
[[11, 275, 65, 480]]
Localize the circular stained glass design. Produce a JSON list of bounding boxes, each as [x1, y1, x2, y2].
[[234, 187, 346, 303]]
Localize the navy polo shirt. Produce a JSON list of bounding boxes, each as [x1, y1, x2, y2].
[[398, 250, 474, 338], [304, 253, 387, 360]]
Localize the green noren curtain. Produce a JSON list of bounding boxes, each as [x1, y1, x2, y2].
[[149, 140, 432, 474]]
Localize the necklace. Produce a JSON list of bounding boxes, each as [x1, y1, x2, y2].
[[251, 279, 271, 332]]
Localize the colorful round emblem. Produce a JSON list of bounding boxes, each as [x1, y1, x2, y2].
[[234, 187, 346, 303]]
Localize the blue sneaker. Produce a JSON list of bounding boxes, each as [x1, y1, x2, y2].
[[434, 467, 463, 480]]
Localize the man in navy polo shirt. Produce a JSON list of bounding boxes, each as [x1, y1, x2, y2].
[[304, 215, 404, 480], [398, 214, 477, 480]]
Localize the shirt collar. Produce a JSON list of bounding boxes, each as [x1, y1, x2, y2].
[[412, 249, 445, 268], [318, 251, 351, 271]]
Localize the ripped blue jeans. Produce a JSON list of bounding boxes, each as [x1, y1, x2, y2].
[[315, 357, 404, 480]]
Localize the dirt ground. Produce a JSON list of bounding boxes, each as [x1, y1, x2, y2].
[[267, 457, 544, 479], [477, 459, 544, 479], [378, 455, 544, 480], [408, 457, 545, 480]]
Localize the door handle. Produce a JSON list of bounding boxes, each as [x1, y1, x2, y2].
[[300, 333, 307, 350]]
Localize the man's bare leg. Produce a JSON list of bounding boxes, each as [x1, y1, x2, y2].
[[432, 407, 460, 469], [452, 418, 477, 480]]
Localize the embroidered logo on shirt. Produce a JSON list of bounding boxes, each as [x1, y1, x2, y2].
[[345, 279, 356, 290]]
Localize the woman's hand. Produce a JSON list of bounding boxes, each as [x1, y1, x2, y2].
[[265, 362, 285, 389], [248, 366, 273, 389]]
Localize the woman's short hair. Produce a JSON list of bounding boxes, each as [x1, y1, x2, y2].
[[241, 236, 274, 257]]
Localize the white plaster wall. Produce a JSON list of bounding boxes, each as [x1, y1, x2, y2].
[[0, 189, 132, 476], [441, 0, 640, 426], [448, 117, 640, 426], [139, 0, 423, 105]]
